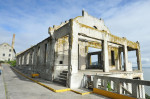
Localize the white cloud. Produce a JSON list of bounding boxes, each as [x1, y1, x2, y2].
[[0, 0, 150, 67], [103, 0, 150, 67]]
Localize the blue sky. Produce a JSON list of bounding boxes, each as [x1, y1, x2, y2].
[[0, 0, 150, 67]]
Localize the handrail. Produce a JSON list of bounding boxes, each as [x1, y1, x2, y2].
[[95, 75, 150, 86], [92, 75, 150, 98]]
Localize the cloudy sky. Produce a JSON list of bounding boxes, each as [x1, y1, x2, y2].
[[0, 0, 150, 67]]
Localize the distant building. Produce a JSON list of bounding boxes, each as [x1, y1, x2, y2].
[[0, 34, 16, 61]]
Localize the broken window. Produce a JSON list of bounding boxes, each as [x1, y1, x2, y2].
[[111, 51, 115, 65], [32, 51, 34, 64], [22, 56, 24, 65], [26, 53, 30, 65], [59, 61, 63, 64], [37, 47, 40, 57], [3, 53, 5, 56], [37, 46, 40, 63], [44, 43, 48, 63], [93, 26, 97, 29]]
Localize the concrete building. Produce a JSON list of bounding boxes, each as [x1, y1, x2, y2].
[[16, 11, 144, 97], [0, 34, 16, 61]]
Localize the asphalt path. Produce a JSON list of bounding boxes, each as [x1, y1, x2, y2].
[[2, 64, 109, 99]]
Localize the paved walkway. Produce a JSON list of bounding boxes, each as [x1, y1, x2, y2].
[[2, 64, 109, 99], [0, 65, 6, 99]]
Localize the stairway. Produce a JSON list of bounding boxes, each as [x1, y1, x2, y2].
[[53, 70, 68, 86]]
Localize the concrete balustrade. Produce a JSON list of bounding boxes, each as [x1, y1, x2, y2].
[[93, 75, 150, 98]]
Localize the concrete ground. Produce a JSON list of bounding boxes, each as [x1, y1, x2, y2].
[[1, 64, 109, 99], [0, 65, 6, 99]]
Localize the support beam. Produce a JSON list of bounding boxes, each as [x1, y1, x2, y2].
[[102, 38, 109, 72], [20, 56, 22, 67], [50, 38, 56, 80], [136, 43, 142, 71], [93, 76, 98, 88], [123, 44, 129, 71], [68, 19, 79, 89], [132, 84, 138, 98], [68, 19, 78, 74]]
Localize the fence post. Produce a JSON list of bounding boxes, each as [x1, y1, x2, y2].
[[132, 83, 138, 98], [93, 75, 98, 88]]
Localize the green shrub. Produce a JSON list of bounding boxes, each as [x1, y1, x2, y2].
[[7, 60, 16, 66], [107, 82, 112, 91], [0, 61, 4, 63]]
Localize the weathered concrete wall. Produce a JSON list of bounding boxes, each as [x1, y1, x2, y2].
[[53, 36, 69, 78], [17, 37, 52, 80]]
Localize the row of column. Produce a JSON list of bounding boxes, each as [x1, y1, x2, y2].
[[68, 32, 142, 74]]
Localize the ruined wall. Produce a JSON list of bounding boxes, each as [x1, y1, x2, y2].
[[78, 41, 87, 70], [53, 36, 69, 78], [17, 37, 52, 80], [108, 46, 119, 70]]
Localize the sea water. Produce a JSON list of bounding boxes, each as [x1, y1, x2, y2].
[[143, 67, 150, 95]]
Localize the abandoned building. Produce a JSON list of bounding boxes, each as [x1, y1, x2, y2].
[[16, 10, 145, 97], [0, 34, 16, 61]]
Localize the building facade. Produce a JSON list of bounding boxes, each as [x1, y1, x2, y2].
[[16, 11, 144, 96], [0, 43, 16, 61]]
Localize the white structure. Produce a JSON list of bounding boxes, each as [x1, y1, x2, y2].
[[0, 43, 16, 61], [0, 34, 16, 61]]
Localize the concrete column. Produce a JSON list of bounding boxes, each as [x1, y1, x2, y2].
[[127, 83, 132, 94], [136, 45, 142, 71], [118, 47, 122, 70], [48, 27, 56, 81], [68, 19, 79, 89], [141, 85, 145, 98], [85, 46, 88, 69], [24, 54, 27, 66], [102, 37, 109, 72], [117, 82, 122, 94], [123, 43, 129, 71], [29, 51, 32, 65], [104, 80, 108, 90], [115, 80, 122, 94], [98, 53, 101, 68], [140, 75, 145, 98], [50, 38, 56, 80], [87, 54, 91, 69], [68, 19, 78, 74], [101, 79, 104, 88], [33, 48, 37, 73], [93, 76, 98, 88], [16, 57, 19, 66], [132, 84, 138, 98], [20, 56, 22, 67]]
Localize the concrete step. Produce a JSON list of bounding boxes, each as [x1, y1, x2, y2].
[[60, 73, 67, 76], [53, 79, 66, 86], [59, 77, 67, 81], [58, 75, 67, 79], [53, 70, 68, 86], [62, 70, 68, 73]]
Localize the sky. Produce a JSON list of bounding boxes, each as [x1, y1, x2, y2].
[[0, 0, 150, 67]]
